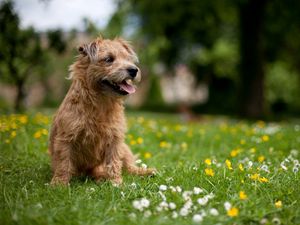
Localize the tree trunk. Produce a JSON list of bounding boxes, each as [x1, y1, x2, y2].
[[238, 0, 267, 118], [15, 79, 25, 112]]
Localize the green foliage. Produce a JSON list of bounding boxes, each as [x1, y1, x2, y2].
[[0, 112, 300, 224]]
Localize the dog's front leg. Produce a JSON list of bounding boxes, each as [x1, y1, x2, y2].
[[104, 145, 123, 186], [50, 142, 75, 186]]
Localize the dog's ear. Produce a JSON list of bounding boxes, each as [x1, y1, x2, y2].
[[78, 41, 99, 62], [116, 38, 139, 63]]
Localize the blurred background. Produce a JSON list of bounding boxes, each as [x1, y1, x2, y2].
[[0, 0, 300, 119]]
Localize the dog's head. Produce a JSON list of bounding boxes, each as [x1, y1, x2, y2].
[[76, 37, 141, 97]]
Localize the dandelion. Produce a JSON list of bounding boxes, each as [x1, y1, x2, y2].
[[10, 131, 16, 138], [181, 142, 188, 150], [34, 131, 42, 139], [225, 159, 233, 170], [137, 137, 143, 144], [239, 163, 244, 171], [258, 155, 265, 162], [261, 135, 269, 142], [144, 152, 152, 159], [230, 149, 240, 157], [19, 115, 28, 124], [159, 141, 168, 148], [192, 214, 203, 223], [240, 139, 246, 145], [41, 129, 48, 135], [259, 177, 269, 183], [205, 168, 215, 177], [130, 140, 136, 145], [239, 191, 248, 200], [275, 200, 282, 208], [204, 158, 212, 166], [250, 147, 256, 153], [227, 207, 239, 217]]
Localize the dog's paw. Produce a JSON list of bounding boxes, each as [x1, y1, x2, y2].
[[111, 177, 123, 187]]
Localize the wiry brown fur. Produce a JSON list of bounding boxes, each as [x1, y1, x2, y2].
[[49, 37, 155, 185]]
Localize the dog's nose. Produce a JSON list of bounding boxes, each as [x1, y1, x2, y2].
[[127, 67, 138, 78]]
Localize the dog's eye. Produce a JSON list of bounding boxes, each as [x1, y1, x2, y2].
[[104, 56, 114, 63]]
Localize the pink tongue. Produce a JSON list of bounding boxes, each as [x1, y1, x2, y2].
[[119, 81, 136, 94]]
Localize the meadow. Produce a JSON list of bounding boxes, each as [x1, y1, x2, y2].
[[0, 112, 299, 225]]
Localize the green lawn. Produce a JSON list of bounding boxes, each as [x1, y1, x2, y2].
[[1, 112, 299, 225]]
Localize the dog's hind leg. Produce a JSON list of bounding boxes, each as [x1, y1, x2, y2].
[[121, 143, 156, 176]]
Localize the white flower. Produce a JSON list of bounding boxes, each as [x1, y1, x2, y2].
[[135, 159, 142, 164], [159, 184, 168, 191], [224, 201, 231, 211], [193, 187, 203, 195], [156, 206, 162, 212], [133, 200, 142, 211], [176, 186, 182, 193], [209, 208, 219, 216], [193, 166, 198, 171], [172, 211, 178, 219], [183, 191, 193, 200], [159, 201, 169, 210], [260, 164, 270, 173], [192, 214, 203, 223], [280, 162, 287, 170], [130, 182, 137, 189], [120, 191, 125, 198], [197, 197, 208, 206], [169, 202, 176, 210], [184, 200, 193, 209], [141, 163, 148, 169], [166, 177, 174, 182], [248, 161, 253, 168], [206, 193, 215, 199], [140, 198, 150, 208], [144, 210, 152, 218], [128, 212, 136, 219], [179, 207, 189, 216], [169, 186, 176, 192]]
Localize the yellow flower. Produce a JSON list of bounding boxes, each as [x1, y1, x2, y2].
[[258, 155, 265, 162], [225, 159, 233, 170], [239, 191, 248, 200], [239, 163, 244, 171], [159, 141, 168, 148], [250, 147, 256, 153], [34, 131, 42, 139], [230, 148, 241, 157], [205, 158, 212, 166], [275, 200, 282, 208], [5, 139, 10, 144], [181, 142, 187, 150], [227, 207, 239, 217], [250, 173, 260, 180], [137, 137, 143, 144], [10, 131, 17, 138], [144, 152, 152, 159], [175, 124, 182, 131], [205, 168, 215, 177], [130, 140, 136, 145], [261, 135, 269, 142], [240, 139, 246, 145], [19, 115, 28, 124], [41, 129, 48, 135], [259, 177, 269, 183]]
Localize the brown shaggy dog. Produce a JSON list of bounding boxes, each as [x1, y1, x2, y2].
[[49, 37, 155, 185]]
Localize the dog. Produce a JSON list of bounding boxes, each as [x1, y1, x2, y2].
[[49, 36, 155, 185]]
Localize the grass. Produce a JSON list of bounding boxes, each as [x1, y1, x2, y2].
[[0, 112, 300, 225]]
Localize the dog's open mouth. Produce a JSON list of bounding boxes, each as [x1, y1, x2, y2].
[[101, 79, 136, 95]]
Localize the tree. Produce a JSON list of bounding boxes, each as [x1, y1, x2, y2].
[[0, 1, 44, 111]]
